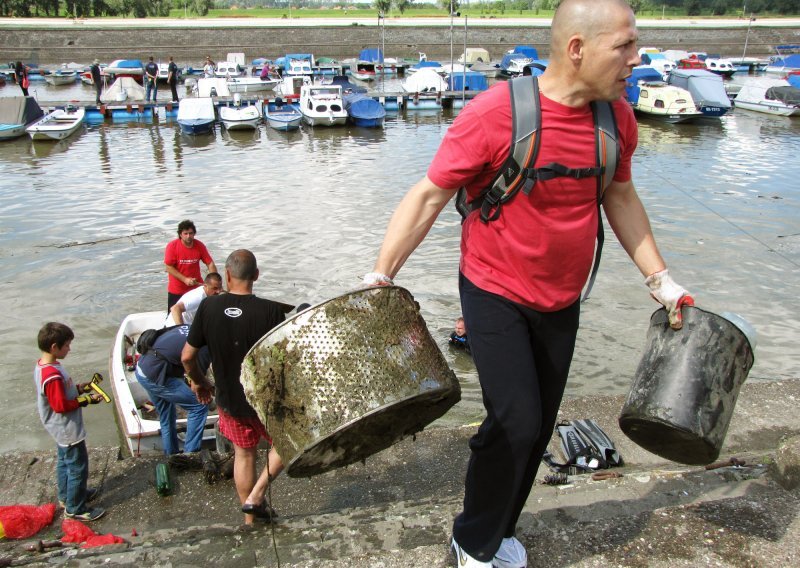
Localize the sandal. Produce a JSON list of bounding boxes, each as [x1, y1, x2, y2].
[[241, 499, 276, 520]]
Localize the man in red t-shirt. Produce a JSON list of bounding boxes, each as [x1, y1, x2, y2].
[[364, 1, 693, 566], [164, 220, 217, 312]]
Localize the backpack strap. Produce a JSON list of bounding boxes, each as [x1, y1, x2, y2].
[[455, 75, 541, 222], [582, 100, 619, 301]]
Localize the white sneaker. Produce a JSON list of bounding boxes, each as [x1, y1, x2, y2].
[[452, 537, 492, 567], [492, 537, 527, 568]]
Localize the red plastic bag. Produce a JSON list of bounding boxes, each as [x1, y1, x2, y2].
[[0, 503, 56, 539], [61, 519, 125, 548]]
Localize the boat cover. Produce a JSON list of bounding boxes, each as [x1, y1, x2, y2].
[[448, 71, 488, 91], [771, 54, 800, 69], [177, 98, 215, 121], [402, 68, 448, 93], [359, 48, 384, 63], [512, 46, 539, 59], [788, 73, 800, 89], [766, 86, 800, 105], [661, 50, 689, 63], [343, 93, 386, 121], [329, 75, 367, 93], [0, 96, 43, 125], [667, 69, 731, 108], [101, 77, 145, 102], [107, 59, 144, 72]]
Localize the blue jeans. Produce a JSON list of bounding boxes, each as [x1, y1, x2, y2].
[[135, 370, 208, 455], [57, 441, 89, 515], [145, 80, 158, 102]]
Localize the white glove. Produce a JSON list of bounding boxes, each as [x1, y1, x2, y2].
[[645, 269, 694, 329], [362, 272, 394, 287]]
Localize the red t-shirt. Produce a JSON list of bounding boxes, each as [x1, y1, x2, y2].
[[428, 82, 637, 311], [164, 238, 213, 295]]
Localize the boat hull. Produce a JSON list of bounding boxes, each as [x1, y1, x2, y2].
[[178, 119, 215, 135], [734, 101, 800, 116], [110, 312, 219, 457], [26, 108, 85, 141], [0, 123, 26, 140]]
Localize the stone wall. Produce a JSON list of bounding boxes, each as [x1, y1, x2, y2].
[[0, 24, 797, 65]]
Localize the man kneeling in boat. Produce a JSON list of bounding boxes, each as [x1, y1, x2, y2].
[[167, 272, 223, 326], [135, 325, 211, 456], [181, 249, 286, 524]]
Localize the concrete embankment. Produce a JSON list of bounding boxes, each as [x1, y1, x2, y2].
[[0, 17, 798, 64], [1, 379, 799, 566]]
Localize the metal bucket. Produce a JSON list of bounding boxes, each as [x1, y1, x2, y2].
[[240, 286, 461, 477], [618, 306, 755, 465]]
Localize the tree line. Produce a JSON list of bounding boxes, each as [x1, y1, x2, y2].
[[0, 0, 797, 17]]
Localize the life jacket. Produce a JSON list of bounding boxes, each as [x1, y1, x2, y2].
[[455, 75, 620, 300]]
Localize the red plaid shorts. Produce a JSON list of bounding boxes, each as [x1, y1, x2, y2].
[[218, 408, 271, 449]]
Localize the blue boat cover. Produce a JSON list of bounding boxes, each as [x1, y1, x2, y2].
[[343, 93, 386, 120], [359, 49, 384, 63], [330, 75, 367, 93], [116, 60, 144, 69], [788, 73, 800, 88], [413, 61, 442, 70], [512, 46, 539, 59], [284, 54, 313, 71], [772, 54, 800, 68], [448, 71, 488, 91], [625, 66, 664, 103]]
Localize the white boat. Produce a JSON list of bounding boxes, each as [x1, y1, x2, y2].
[[110, 311, 219, 457], [667, 69, 732, 118], [214, 61, 244, 78], [299, 83, 347, 126], [44, 69, 78, 86], [469, 61, 500, 78], [734, 78, 800, 116], [704, 58, 737, 78], [105, 59, 144, 77], [177, 97, 216, 135], [274, 75, 311, 97], [157, 62, 183, 83], [264, 98, 303, 131], [226, 76, 279, 94], [196, 77, 231, 98], [0, 96, 44, 140], [625, 66, 701, 123], [26, 107, 85, 141], [219, 96, 261, 130]]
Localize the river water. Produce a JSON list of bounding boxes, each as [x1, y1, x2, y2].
[[1, 78, 798, 454]]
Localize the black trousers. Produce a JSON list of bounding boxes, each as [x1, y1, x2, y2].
[[169, 81, 178, 103], [453, 273, 579, 561], [167, 292, 182, 313]]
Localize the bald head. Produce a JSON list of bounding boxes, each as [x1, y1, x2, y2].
[[550, 0, 633, 62], [226, 249, 258, 281]]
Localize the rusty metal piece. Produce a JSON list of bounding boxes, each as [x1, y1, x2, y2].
[[241, 286, 461, 478], [21, 540, 62, 553], [591, 471, 623, 481], [704, 457, 746, 471]]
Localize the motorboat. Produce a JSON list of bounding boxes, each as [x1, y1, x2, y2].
[[196, 77, 231, 98], [219, 95, 261, 130], [157, 63, 184, 83], [406, 60, 445, 75], [625, 66, 702, 123], [282, 54, 314, 76], [704, 58, 737, 78], [177, 97, 216, 134], [44, 69, 78, 86], [110, 312, 219, 457], [734, 78, 800, 116], [765, 46, 800, 76], [274, 75, 312, 98], [226, 76, 279, 94], [0, 96, 44, 140], [105, 59, 144, 78], [350, 61, 377, 82], [499, 53, 534, 77], [214, 61, 244, 78], [26, 107, 85, 141], [343, 92, 385, 128], [459, 48, 491, 66], [299, 83, 347, 126], [469, 61, 500, 79], [667, 69, 732, 118], [264, 98, 303, 131]]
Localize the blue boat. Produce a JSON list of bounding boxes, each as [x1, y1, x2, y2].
[[264, 98, 302, 131], [177, 98, 215, 135], [343, 92, 386, 128], [0, 96, 44, 140]]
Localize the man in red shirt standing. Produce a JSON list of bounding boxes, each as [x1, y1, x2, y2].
[[164, 220, 217, 312], [364, 1, 693, 566]]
